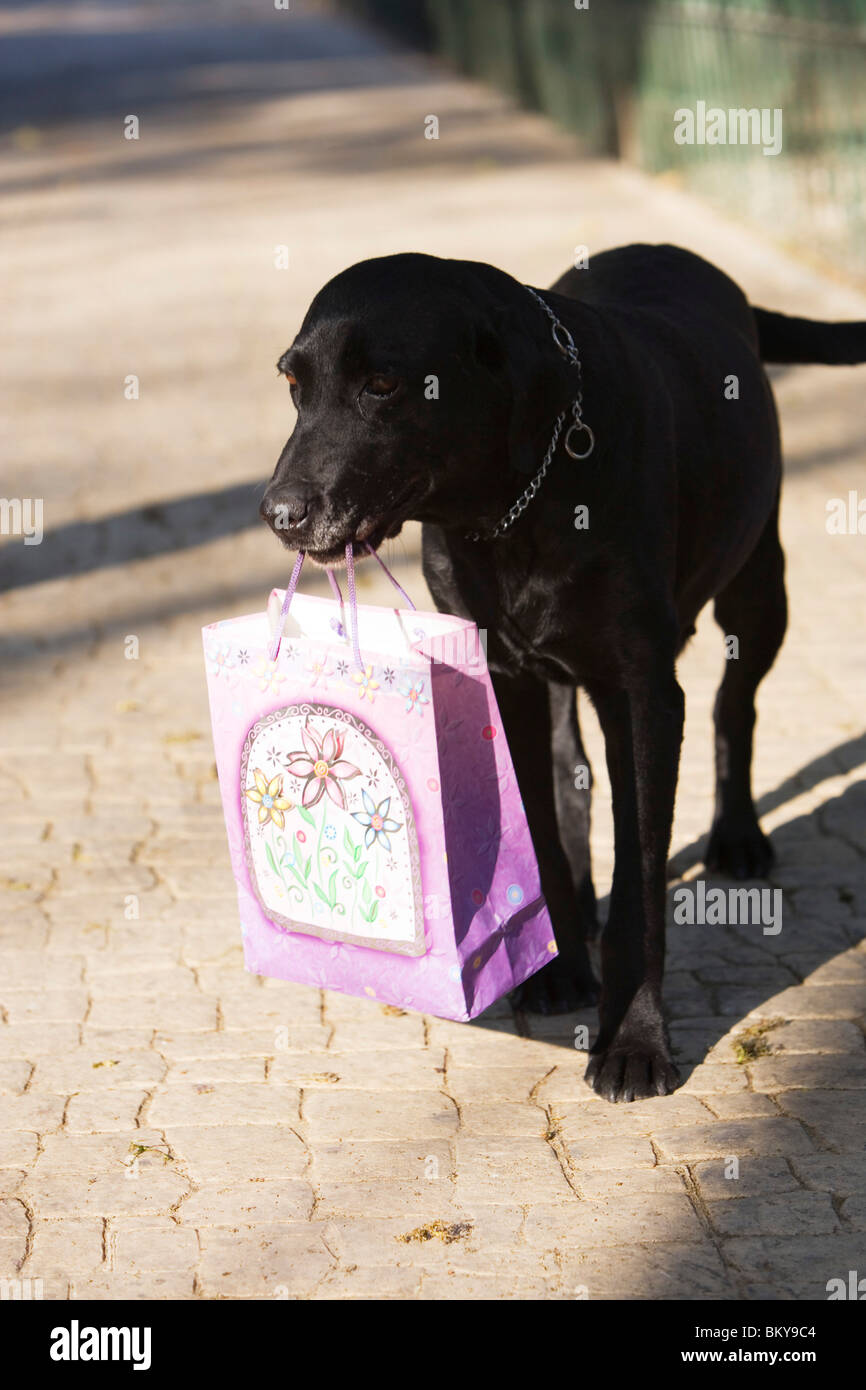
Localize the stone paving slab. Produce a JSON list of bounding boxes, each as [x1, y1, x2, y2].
[[0, 0, 865, 1300]]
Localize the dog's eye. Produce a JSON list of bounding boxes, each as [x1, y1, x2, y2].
[[283, 371, 298, 387], [364, 374, 399, 398]]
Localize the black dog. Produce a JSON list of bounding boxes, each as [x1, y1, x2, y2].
[[261, 244, 866, 1101]]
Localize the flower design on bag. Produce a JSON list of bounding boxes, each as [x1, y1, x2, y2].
[[351, 664, 379, 703], [245, 770, 293, 828], [285, 720, 360, 810], [397, 675, 429, 714], [351, 790, 402, 851], [252, 657, 285, 694], [306, 654, 331, 688], [240, 706, 425, 956], [205, 642, 237, 679]]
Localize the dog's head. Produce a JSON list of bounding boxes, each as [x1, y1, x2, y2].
[[260, 253, 572, 563]]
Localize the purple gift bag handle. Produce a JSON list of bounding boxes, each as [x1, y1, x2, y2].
[[269, 543, 416, 666]]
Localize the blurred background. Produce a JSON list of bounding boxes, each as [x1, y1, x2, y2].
[[342, 0, 866, 284]]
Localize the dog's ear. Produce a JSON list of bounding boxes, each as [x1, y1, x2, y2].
[[472, 303, 562, 477]]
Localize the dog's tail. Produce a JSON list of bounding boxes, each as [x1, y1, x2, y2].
[[753, 306, 866, 365]]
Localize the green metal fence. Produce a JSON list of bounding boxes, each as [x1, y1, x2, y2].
[[338, 0, 866, 282]]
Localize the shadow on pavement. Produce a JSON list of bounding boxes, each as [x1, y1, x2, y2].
[[481, 737, 866, 1089], [0, 479, 268, 592], [0, 2, 416, 134]]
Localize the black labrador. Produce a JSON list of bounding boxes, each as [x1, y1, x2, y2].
[[261, 244, 866, 1102]]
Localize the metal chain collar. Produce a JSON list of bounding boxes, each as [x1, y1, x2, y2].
[[466, 284, 594, 542]]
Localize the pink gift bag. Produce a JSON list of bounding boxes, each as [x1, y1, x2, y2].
[[202, 546, 556, 1021]]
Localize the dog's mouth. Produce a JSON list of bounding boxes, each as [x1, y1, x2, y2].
[[305, 483, 423, 567]]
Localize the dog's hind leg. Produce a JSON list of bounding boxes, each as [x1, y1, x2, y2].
[[491, 671, 598, 1013], [706, 499, 788, 878], [549, 683, 599, 940]]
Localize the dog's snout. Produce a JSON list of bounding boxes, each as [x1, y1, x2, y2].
[[260, 487, 315, 534], [278, 493, 310, 525]]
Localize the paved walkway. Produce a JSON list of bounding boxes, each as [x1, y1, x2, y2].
[[1, 1, 865, 1300]]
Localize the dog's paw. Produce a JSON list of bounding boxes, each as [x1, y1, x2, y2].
[[585, 1044, 680, 1103], [705, 815, 774, 879], [513, 955, 599, 1015]]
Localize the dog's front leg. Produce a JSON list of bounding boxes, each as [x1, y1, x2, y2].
[[490, 670, 598, 1012], [584, 660, 684, 1101]]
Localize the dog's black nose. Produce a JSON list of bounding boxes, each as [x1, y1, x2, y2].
[[260, 489, 314, 533]]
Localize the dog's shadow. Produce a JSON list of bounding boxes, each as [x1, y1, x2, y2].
[[478, 731, 866, 1088]]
